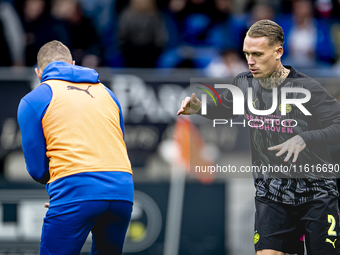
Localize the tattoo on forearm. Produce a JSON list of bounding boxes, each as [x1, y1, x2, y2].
[[259, 65, 290, 89]]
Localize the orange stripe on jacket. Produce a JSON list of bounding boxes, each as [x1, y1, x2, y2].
[[42, 80, 132, 183]]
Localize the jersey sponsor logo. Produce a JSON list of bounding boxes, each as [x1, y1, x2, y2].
[[279, 104, 292, 114], [325, 238, 337, 248], [67, 85, 94, 98], [254, 231, 260, 244]]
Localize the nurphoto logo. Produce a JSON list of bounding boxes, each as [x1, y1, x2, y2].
[[199, 83, 311, 116]]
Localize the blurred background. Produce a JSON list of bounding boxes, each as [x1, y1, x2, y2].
[[1, 0, 340, 254]]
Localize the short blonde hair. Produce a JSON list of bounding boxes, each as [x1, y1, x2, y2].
[[37, 40, 72, 71], [247, 20, 284, 47]]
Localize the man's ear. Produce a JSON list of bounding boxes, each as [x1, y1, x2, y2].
[[276, 46, 283, 60], [35, 68, 43, 81], [71, 60, 75, 65]]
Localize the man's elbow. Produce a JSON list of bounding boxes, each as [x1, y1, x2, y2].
[[30, 170, 50, 184]]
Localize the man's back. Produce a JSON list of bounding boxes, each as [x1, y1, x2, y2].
[[18, 61, 134, 207], [42, 79, 131, 183]]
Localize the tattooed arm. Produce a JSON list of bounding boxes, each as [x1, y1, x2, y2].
[[268, 135, 306, 163]]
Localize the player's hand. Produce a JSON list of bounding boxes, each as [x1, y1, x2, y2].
[[268, 135, 306, 163], [177, 93, 201, 115], [44, 203, 49, 208]]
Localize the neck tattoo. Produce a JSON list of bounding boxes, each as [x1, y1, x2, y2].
[[258, 65, 290, 89]]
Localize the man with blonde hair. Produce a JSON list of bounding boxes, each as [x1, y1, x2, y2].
[[18, 40, 134, 254], [178, 20, 340, 254]]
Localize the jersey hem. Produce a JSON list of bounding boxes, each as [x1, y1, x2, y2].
[[48, 169, 133, 183]]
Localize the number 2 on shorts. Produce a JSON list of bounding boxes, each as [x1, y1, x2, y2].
[[328, 214, 337, 236]]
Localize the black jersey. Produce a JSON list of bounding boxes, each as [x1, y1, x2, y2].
[[203, 66, 340, 204]]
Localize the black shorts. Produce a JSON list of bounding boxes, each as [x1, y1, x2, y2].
[[254, 196, 340, 254]]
